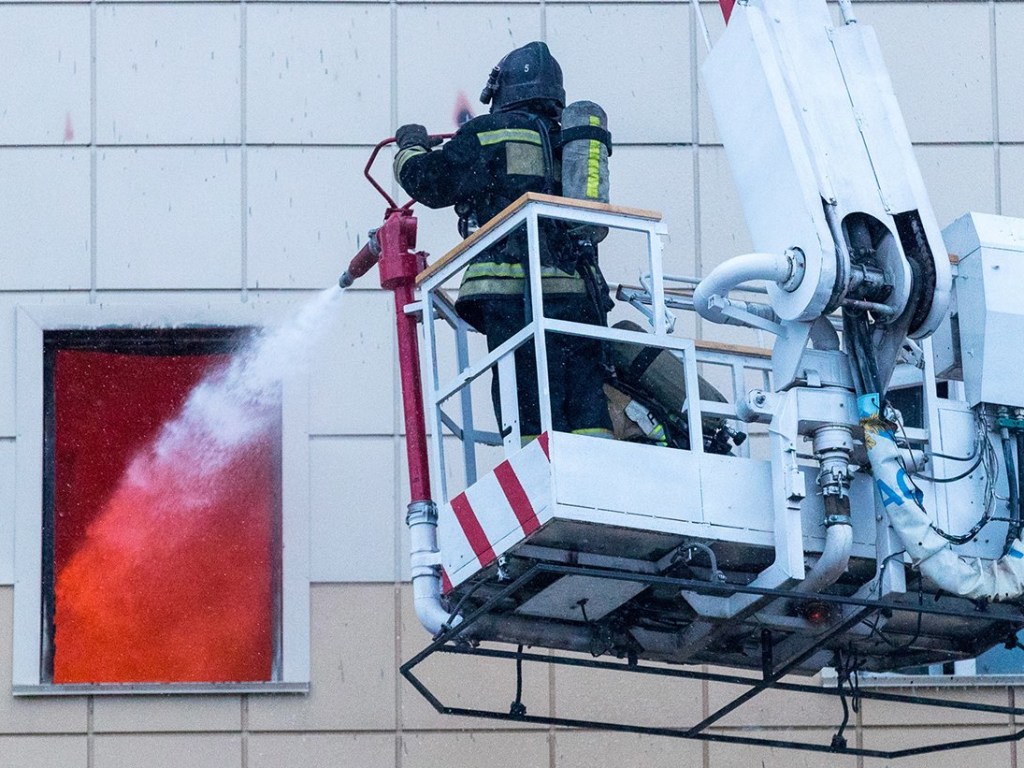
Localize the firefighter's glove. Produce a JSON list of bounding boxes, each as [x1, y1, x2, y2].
[[396, 124, 441, 151]]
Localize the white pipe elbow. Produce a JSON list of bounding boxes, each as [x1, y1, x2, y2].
[[407, 503, 461, 636], [795, 523, 853, 595], [693, 252, 795, 325], [411, 568, 461, 636]]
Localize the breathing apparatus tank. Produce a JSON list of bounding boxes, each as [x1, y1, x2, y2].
[[560, 101, 612, 242]]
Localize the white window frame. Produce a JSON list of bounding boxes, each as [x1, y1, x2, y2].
[[13, 302, 311, 695]]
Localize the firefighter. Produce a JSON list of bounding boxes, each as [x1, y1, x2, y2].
[[393, 41, 613, 442]]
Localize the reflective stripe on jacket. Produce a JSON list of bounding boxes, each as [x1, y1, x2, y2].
[[393, 110, 589, 327]]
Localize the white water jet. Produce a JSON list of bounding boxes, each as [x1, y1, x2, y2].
[[129, 286, 346, 490]]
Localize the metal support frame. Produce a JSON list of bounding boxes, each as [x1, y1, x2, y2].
[[401, 563, 1024, 759]]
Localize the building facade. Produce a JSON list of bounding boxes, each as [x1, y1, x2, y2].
[[1, 1, 1024, 766]]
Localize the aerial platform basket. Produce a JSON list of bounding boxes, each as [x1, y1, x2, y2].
[[414, 193, 1023, 663]]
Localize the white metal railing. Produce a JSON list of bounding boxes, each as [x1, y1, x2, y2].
[[414, 195, 771, 505]]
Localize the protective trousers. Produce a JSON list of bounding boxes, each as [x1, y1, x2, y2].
[[484, 296, 613, 440]]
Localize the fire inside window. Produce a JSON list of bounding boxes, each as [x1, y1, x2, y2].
[[42, 328, 283, 685]]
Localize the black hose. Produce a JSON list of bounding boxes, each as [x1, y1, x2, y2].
[[856, 316, 883, 398], [1011, 434, 1019, 548], [509, 644, 527, 717], [842, 310, 883, 398], [1003, 434, 1020, 554], [842, 312, 866, 396]]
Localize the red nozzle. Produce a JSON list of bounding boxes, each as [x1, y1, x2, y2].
[[339, 238, 381, 288]]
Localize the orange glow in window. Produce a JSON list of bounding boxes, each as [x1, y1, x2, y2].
[[51, 348, 280, 684]]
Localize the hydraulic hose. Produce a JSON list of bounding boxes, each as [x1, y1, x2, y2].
[[860, 395, 1024, 601], [1002, 433, 1020, 554], [1011, 436, 1019, 548]]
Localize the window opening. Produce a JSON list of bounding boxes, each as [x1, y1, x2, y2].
[[42, 327, 283, 685]]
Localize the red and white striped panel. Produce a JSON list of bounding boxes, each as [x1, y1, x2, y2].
[[439, 433, 553, 590]]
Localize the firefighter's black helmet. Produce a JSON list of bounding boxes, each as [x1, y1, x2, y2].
[[480, 41, 565, 113]]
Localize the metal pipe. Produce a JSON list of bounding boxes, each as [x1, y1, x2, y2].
[[371, 208, 457, 633], [794, 426, 854, 595], [339, 233, 381, 288], [662, 274, 769, 294], [794, 524, 853, 595], [408, 501, 460, 635], [393, 280, 432, 503], [838, 0, 858, 25], [692, 251, 794, 326]]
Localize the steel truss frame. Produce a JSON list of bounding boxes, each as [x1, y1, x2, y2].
[[401, 563, 1024, 758]]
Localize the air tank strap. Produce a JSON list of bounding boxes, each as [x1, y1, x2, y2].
[[558, 125, 613, 156]]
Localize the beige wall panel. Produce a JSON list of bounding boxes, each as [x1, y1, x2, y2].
[[554, 730, 701, 768], [696, 145, 753, 275], [914, 144, 997, 231], [705, 672, 839, 729], [602, 146, 696, 283], [1000, 145, 1024, 219], [695, 2, 729, 146], [249, 733, 396, 768], [859, 685, 1009, 727], [398, 585, 550, 729], [396, 5, 543, 135], [93, 734, 242, 768], [0, 6, 90, 146], [92, 696, 242, 733], [0, 301, 11, 437], [996, 4, 1024, 143], [307, 289, 396, 436], [0, 735, 87, 768], [0, 441, 12, 584], [547, 4, 693, 145], [246, 5, 391, 144], [858, 725, 1013, 767], [859, 3, 993, 144], [401, 731, 550, 768], [706, 728, 856, 767], [0, 149, 91, 290], [96, 148, 242, 290], [412, 202, 463, 277], [247, 583, 397, 731], [552, 656, 703, 730], [0, 588, 88, 734], [247, 147, 390, 290], [309, 436, 398, 582], [96, 5, 241, 145]]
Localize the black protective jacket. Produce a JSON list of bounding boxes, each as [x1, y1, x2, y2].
[[394, 108, 592, 331]]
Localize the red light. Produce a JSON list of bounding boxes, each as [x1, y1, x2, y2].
[[804, 601, 833, 625]]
